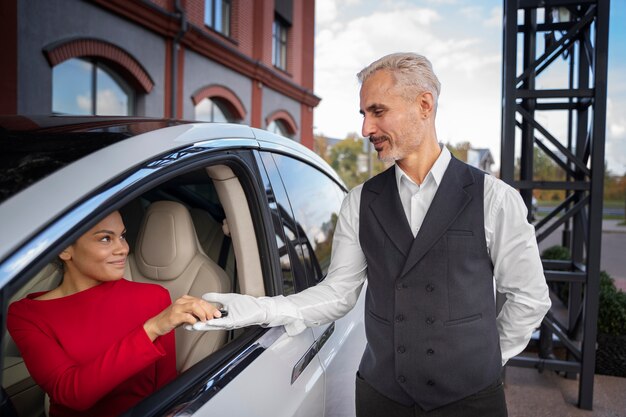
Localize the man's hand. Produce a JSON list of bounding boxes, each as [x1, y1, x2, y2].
[[187, 292, 274, 331]]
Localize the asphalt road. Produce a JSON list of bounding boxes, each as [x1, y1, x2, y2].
[[537, 220, 626, 290]]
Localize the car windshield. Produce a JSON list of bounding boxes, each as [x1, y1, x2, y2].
[[0, 117, 186, 203]]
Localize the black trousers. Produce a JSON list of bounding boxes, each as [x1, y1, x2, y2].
[[355, 373, 508, 417]]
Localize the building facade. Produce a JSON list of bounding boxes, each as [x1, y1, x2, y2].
[[0, 0, 319, 148]]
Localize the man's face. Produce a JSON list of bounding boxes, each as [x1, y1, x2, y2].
[[359, 70, 424, 163]]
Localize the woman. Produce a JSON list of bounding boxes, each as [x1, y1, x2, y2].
[[7, 210, 221, 417]]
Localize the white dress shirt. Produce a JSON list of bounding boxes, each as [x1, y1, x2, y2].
[[275, 146, 551, 365]]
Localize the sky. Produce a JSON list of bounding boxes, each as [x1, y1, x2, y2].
[[313, 0, 626, 175]]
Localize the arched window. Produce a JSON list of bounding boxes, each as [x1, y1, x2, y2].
[[195, 97, 237, 123], [191, 85, 246, 123], [267, 119, 292, 138], [265, 110, 298, 139], [52, 58, 133, 116]]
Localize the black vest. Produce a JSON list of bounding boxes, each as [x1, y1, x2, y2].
[[358, 157, 501, 411]]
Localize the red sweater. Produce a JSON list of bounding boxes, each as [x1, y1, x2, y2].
[[7, 279, 177, 417]]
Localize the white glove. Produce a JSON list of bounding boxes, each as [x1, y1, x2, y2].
[[187, 292, 277, 331]]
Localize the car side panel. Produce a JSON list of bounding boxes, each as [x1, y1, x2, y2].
[[311, 283, 367, 417], [193, 328, 325, 417]]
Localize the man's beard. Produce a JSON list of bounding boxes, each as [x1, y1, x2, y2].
[[370, 135, 398, 163], [370, 134, 421, 164]]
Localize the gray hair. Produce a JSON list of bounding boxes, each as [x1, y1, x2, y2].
[[357, 53, 441, 106]]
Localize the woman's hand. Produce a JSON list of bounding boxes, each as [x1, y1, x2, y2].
[[143, 295, 221, 341]]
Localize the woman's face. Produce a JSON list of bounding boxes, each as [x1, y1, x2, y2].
[[61, 211, 129, 285]]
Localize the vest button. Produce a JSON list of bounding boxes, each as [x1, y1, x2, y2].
[[426, 316, 435, 325], [396, 283, 403, 290], [395, 314, 405, 323], [425, 284, 435, 292], [426, 348, 435, 355], [427, 380, 435, 386], [398, 375, 406, 383], [397, 345, 406, 354]]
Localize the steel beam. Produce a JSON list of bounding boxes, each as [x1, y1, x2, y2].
[[501, 0, 610, 410]]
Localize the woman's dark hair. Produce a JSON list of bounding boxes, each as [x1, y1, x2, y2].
[[51, 256, 65, 273]]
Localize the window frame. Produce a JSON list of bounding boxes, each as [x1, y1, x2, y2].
[[272, 15, 289, 71], [204, 0, 232, 37], [52, 57, 134, 116], [194, 97, 237, 123], [256, 150, 346, 291]]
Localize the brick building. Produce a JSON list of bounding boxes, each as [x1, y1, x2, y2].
[[0, 0, 320, 148]]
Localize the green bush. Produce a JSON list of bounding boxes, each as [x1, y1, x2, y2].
[[542, 245, 571, 261], [541, 245, 571, 304], [540, 246, 626, 336], [598, 272, 626, 336]]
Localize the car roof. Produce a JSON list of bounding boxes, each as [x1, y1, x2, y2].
[[0, 116, 343, 264]]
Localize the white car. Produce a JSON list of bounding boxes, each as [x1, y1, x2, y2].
[[0, 116, 366, 417]]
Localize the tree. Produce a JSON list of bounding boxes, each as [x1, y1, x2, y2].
[[313, 135, 330, 163], [445, 141, 472, 162], [323, 133, 386, 189]]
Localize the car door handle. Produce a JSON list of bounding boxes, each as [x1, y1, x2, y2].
[[291, 322, 335, 384]]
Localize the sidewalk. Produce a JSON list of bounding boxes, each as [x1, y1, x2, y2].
[[603, 219, 626, 234], [505, 366, 626, 417], [602, 220, 626, 292]]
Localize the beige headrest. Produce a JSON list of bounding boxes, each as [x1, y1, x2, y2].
[[135, 201, 200, 280]]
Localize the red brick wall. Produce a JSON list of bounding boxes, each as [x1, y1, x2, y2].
[[287, 0, 300, 82], [150, 0, 173, 11], [185, 0, 202, 29], [252, 0, 274, 66], [300, 102, 313, 149], [300, 0, 315, 90]]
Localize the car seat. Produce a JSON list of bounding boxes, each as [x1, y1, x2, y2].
[[131, 200, 231, 371]]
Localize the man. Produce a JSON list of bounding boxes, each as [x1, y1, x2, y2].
[[195, 53, 551, 417]]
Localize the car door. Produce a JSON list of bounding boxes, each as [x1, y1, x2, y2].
[[259, 151, 367, 417], [184, 149, 328, 417]]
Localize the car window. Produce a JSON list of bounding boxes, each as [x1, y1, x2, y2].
[[263, 152, 345, 286], [257, 151, 304, 294]]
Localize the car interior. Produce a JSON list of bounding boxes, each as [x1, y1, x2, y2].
[[1, 163, 265, 417]]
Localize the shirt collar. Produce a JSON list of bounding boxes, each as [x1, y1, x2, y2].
[[394, 145, 452, 191]]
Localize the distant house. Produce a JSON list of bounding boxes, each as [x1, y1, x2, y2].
[[467, 148, 495, 174]]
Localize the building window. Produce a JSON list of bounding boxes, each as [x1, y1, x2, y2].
[[205, 0, 231, 36], [52, 58, 133, 115], [272, 17, 288, 70], [195, 97, 238, 123], [267, 119, 292, 138]]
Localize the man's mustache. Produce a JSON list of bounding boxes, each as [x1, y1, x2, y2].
[[369, 135, 390, 144]]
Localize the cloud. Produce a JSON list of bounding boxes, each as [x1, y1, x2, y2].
[[77, 94, 91, 112], [484, 6, 502, 27], [315, 0, 338, 26], [460, 6, 482, 20], [77, 89, 127, 115], [314, 2, 503, 162], [606, 97, 626, 174], [98, 89, 128, 115]]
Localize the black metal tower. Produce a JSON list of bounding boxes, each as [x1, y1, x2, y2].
[[501, 0, 610, 410]]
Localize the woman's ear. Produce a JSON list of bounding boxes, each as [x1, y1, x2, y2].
[[59, 248, 72, 261]]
